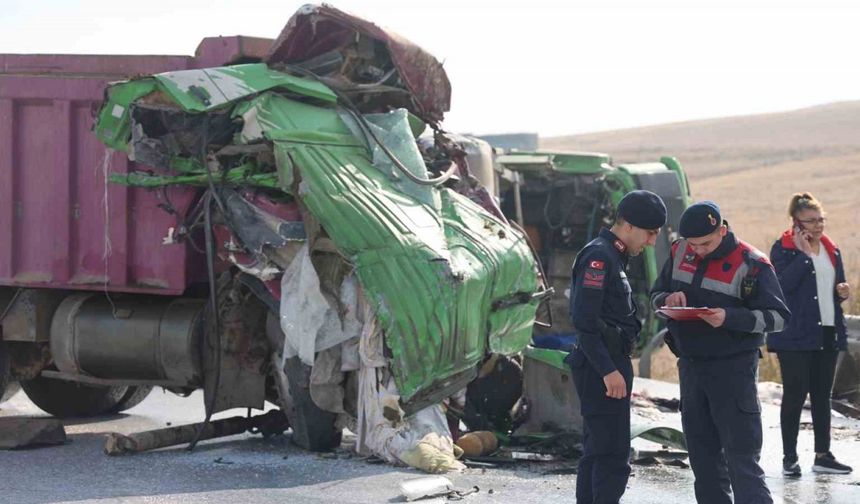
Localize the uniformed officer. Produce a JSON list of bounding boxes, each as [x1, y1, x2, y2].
[[568, 190, 666, 504], [650, 201, 790, 504]]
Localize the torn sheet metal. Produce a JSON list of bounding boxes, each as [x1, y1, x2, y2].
[[108, 163, 280, 189], [222, 188, 306, 255], [631, 424, 687, 451], [231, 91, 362, 147], [152, 64, 335, 112], [266, 3, 451, 124], [95, 64, 335, 151]]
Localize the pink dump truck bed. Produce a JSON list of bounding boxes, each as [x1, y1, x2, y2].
[[0, 37, 271, 295]]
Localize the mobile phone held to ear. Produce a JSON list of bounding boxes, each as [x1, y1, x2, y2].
[[793, 219, 812, 241]]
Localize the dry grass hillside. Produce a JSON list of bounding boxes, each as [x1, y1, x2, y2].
[[543, 101, 860, 316]]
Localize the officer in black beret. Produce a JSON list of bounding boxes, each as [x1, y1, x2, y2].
[[651, 201, 790, 504], [567, 190, 666, 504]]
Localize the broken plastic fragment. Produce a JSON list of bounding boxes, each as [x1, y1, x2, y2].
[[399, 476, 453, 501]]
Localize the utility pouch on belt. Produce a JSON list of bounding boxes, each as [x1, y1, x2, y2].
[[599, 320, 625, 356]]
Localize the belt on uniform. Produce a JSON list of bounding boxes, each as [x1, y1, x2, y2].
[[681, 348, 761, 362]]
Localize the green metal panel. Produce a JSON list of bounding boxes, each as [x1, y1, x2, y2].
[[549, 151, 612, 174], [286, 139, 538, 404], [497, 151, 612, 175], [495, 154, 555, 171], [660, 156, 691, 205], [93, 75, 541, 411], [615, 162, 669, 174], [523, 345, 568, 370], [109, 162, 279, 189], [258, 99, 538, 404], [94, 65, 335, 150], [94, 79, 158, 151], [153, 64, 336, 111]]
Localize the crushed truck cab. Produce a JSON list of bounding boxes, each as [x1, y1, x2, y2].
[[495, 150, 690, 346]]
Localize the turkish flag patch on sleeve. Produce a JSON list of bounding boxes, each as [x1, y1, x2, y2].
[[583, 266, 606, 289]]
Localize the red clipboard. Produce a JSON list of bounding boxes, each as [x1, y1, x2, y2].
[[656, 306, 714, 321]]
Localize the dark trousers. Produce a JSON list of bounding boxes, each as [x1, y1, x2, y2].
[[679, 351, 772, 504], [569, 350, 633, 504], [776, 327, 838, 457]]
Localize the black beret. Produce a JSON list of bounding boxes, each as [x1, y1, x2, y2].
[[617, 190, 667, 230], [679, 201, 722, 238]]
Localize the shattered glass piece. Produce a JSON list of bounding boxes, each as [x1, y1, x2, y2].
[[355, 109, 440, 211]]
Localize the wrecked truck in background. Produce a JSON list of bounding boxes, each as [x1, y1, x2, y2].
[[494, 150, 691, 344], [0, 4, 547, 467], [491, 151, 691, 436]]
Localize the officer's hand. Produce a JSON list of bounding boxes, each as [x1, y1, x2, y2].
[[603, 370, 627, 400], [837, 282, 850, 300], [698, 308, 726, 327], [664, 291, 687, 307]]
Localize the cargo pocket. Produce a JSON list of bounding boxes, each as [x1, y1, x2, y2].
[[736, 393, 761, 414], [729, 387, 763, 452]]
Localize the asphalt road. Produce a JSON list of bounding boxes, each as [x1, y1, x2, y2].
[[1, 378, 859, 503]]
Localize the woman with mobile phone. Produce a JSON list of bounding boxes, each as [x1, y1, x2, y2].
[[768, 192, 852, 476]]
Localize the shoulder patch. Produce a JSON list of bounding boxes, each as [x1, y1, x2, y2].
[[589, 260, 605, 270], [582, 267, 606, 290]]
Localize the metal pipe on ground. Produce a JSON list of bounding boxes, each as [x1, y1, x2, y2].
[[104, 409, 289, 455]]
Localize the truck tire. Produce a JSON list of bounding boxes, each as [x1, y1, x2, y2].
[[21, 375, 128, 417], [107, 385, 154, 413], [282, 356, 342, 452]]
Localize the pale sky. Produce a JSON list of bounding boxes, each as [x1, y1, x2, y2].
[[3, 0, 859, 136]]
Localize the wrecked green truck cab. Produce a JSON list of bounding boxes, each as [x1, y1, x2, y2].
[[93, 62, 545, 420]]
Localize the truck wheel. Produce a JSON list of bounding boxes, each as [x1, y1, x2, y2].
[[282, 356, 342, 452], [108, 385, 154, 413], [21, 375, 128, 417]]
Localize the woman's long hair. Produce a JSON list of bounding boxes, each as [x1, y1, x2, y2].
[[788, 192, 824, 219]]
